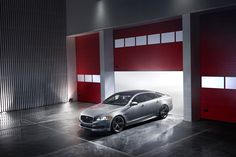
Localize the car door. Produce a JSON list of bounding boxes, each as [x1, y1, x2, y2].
[[124, 103, 140, 123], [124, 94, 147, 123], [143, 93, 162, 116], [133, 93, 162, 118], [138, 93, 160, 117]]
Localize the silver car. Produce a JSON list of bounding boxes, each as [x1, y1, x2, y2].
[[79, 90, 172, 133]]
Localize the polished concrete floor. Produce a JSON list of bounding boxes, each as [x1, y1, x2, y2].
[[0, 102, 236, 157]]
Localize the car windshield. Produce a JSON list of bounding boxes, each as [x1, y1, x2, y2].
[[103, 93, 132, 106]]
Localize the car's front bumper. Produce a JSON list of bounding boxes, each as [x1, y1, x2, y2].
[[79, 120, 111, 132]]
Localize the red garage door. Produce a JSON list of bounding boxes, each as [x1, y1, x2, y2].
[[113, 19, 184, 116], [114, 19, 183, 71], [76, 33, 101, 103], [200, 9, 236, 123]]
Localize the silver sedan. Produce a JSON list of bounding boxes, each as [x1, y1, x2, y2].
[[79, 90, 172, 133]]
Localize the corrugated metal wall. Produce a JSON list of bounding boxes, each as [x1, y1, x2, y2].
[[0, 0, 67, 112]]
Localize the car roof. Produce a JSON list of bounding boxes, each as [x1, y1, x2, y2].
[[116, 90, 154, 96]]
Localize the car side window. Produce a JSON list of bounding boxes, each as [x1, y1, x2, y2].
[[155, 93, 163, 98], [146, 93, 162, 99], [133, 94, 146, 103], [133, 93, 153, 103]]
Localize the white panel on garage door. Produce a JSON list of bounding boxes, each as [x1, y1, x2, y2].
[[201, 76, 224, 89], [176, 31, 183, 42], [148, 34, 160, 45], [84, 75, 92, 82], [125, 37, 135, 47], [161, 32, 175, 43], [92, 75, 101, 83], [115, 39, 124, 48], [77, 74, 84, 82], [225, 77, 236, 89], [136, 36, 147, 46]]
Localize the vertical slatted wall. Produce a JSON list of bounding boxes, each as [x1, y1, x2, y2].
[[0, 0, 67, 112]]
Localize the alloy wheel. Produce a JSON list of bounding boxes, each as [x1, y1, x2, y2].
[[112, 116, 125, 133], [159, 105, 169, 119]]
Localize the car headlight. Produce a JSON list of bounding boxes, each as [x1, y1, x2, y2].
[[96, 115, 112, 121]]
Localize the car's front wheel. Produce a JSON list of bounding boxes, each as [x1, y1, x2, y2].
[[111, 116, 125, 133], [159, 105, 169, 119]]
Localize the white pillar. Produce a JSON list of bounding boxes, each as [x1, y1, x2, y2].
[[99, 29, 115, 101], [183, 14, 200, 121], [66, 37, 77, 101]]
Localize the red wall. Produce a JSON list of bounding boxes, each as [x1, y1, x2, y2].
[[76, 33, 100, 74], [76, 33, 101, 103], [77, 82, 101, 103], [200, 9, 236, 122], [200, 89, 236, 122], [114, 19, 183, 71]]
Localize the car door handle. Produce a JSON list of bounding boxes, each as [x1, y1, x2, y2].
[[141, 104, 144, 107]]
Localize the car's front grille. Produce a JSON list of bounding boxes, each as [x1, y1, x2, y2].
[[81, 115, 94, 123], [81, 123, 105, 129]]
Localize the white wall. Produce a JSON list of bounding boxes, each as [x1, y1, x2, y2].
[[114, 71, 183, 116]]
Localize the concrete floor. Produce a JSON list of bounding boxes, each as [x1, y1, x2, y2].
[[0, 102, 236, 157]]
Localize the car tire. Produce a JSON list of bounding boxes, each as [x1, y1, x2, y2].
[[159, 105, 169, 119], [111, 116, 125, 133]]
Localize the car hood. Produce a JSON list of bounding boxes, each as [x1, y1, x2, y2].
[[80, 103, 123, 118]]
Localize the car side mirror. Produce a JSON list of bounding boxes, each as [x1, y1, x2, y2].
[[130, 101, 138, 106]]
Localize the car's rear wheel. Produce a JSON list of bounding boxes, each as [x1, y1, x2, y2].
[[159, 105, 169, 119], [111, 116, 125, 133]]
